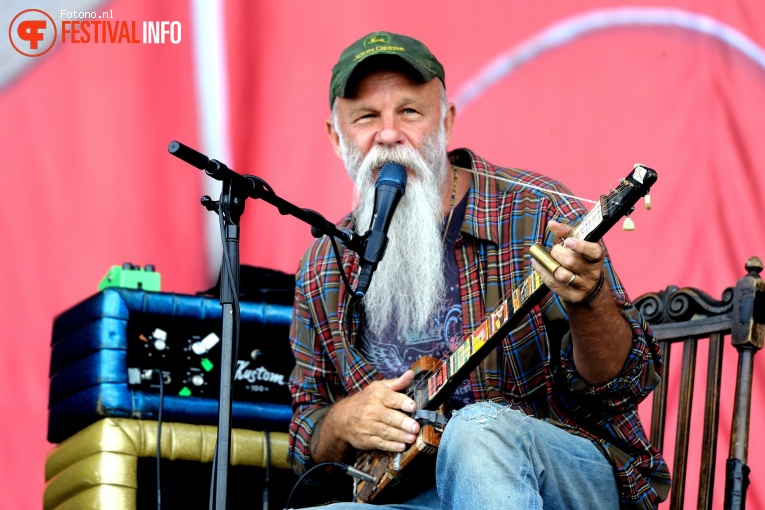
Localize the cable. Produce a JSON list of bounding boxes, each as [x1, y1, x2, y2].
[[283, 462, 374, 509], [208, 443, 218, 510], [155, 368, 164, 510], [327, 229, 355, 297], [262, 429, 270, 510]]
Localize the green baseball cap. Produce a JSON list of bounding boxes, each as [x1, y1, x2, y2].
[[329, 31, 445, 107]]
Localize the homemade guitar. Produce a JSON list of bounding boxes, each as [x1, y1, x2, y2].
[[353, 164, 658, 503]]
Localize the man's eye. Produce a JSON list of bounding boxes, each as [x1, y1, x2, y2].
[[403, 108, 418, 114]]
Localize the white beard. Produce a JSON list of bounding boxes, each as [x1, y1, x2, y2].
[[337, 129, 451, 340]]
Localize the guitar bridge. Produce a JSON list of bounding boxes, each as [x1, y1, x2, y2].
[[413, 409, 448, 427]]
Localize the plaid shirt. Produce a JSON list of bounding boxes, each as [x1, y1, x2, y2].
[[288, 149, 670, 508]]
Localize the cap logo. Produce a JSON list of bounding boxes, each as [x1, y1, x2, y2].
[[331, 32, 444, 107], [364, 34, 390, 46]]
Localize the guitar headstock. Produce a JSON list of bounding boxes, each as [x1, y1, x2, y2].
[[573, 164, 658, 243], [602, 164, 657, 220]]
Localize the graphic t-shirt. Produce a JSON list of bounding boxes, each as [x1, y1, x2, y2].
[[359, 193, 474, 412]]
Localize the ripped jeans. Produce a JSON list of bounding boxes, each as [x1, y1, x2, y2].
[[437, 401, 620, 509], [299, 402, 620, 510]]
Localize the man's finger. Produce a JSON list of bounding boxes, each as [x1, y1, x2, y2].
[[562, 237, 605, 263], [383, 369, 414, 389], [380, 370, 416, 412], [548, 220, 572, 239]]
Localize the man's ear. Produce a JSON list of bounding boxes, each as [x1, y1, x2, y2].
[[443, 102, 457, 146], [326, 118, 344, 160]]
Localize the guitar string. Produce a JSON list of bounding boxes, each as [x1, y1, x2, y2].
[[415, 230, 597, 403], [409, 178, 623, 406], [462, 167, 599, 204], [412, 223, 612, 405]]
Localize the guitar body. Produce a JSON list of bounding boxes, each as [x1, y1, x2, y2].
[[354, 356, 443, 503], [351, 165, 658, 504], [354, 424, 442, 503]]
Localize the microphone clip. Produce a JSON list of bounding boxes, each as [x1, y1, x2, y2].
[[358, 229, 387, 266]]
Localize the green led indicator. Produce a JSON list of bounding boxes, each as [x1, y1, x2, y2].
[[201, 358, 214, 372], [178, 387, 192, 397]]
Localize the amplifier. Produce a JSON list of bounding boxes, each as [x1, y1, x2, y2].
[[123, 302, 292, 404], [48, 287, 296, 443]]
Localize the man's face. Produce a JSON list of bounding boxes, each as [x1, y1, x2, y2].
[[327, 70, 455, 185], [324, 69, 458, 339]]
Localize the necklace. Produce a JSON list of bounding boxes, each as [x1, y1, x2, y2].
[[441, 166, 459, 245]]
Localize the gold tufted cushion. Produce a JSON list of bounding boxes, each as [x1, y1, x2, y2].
[[44, 418, 290, 510]]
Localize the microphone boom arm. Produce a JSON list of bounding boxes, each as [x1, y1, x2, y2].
[[168, 140, 364, 254]]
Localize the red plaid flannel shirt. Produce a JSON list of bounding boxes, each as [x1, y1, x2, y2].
[[288, 149, 670, 508]]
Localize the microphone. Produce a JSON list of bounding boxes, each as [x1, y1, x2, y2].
[[354, 162, 408, 300]]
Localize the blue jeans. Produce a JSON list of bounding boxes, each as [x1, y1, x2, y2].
[[296, 402, 619, 509]]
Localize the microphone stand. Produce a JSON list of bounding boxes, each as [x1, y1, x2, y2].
[[167, 141, 363, 509], [215, 179, 242, 510]]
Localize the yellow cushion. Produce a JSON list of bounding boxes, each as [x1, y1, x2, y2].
[[44, 418, 290, 510]]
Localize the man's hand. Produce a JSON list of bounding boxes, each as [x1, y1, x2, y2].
[[531, 220, 605, 304], [310, 370, 421, 464], [531, 220, 632, 384]]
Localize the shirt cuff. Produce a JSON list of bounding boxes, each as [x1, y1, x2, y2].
[[559, 306, 660, 410], [288, 405, 330, 474]]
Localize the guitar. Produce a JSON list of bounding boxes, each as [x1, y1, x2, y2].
[[353, 164, 658, 503]]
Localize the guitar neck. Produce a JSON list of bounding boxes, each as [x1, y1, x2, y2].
[[411, 271, 544, 411], [410, 165, 656, 411]]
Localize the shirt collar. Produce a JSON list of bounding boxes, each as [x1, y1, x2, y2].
[[449, 148, 501, 246]]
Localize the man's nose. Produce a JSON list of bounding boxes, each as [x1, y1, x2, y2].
[[375, 115, 405, 146]]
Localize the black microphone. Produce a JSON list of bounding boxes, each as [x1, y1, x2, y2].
[[354, 162, 408, 300]]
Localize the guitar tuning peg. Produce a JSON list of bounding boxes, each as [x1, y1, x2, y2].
[[622, 217, 635, 231], [644, 194, 652, 210]]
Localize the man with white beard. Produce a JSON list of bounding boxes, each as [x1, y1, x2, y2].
[[287, 32, 669, 509]]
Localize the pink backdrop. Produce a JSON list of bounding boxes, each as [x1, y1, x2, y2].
[[1, 0, 763, 508]]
